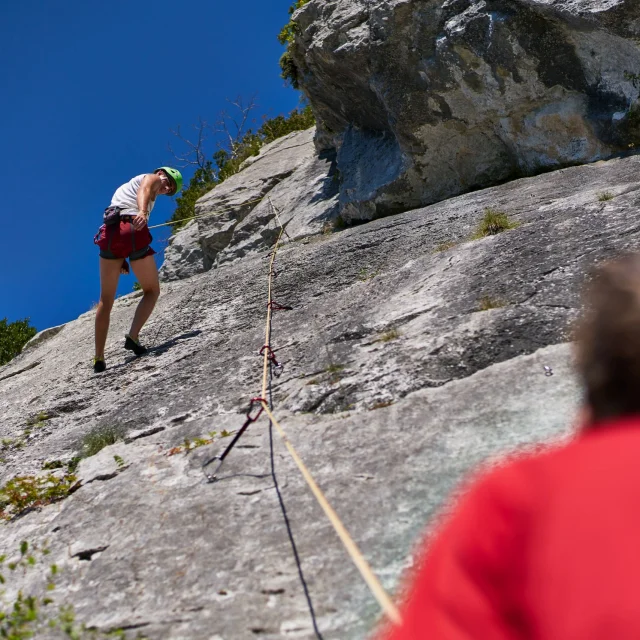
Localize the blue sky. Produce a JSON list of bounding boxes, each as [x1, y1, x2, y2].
[[0, 0, 300, 332]]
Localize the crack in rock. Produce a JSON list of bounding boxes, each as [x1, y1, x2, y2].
[[0, 361, 41, 383], [124, 426, 166, 443], [73, 545, 109, 561], [86, 473, 118, 484]]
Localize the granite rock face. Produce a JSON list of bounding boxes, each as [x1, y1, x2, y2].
[[290, 0, 640, 220], [158, 220, 205, 282], [161, 127, 338, 280], [22, 324, 66, 353], [199, 129, 338, 269], [1, 154, 639, 638]]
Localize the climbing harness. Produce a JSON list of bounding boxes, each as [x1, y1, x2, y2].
[[201, 200, 402, 628], [103, 205, 123, 226]]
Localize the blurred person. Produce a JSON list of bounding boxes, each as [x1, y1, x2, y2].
[[92, 167, 182, 373], [379, 253, 640, 640]]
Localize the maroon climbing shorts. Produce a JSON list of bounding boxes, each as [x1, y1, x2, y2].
[[94, 219, 156, 261]]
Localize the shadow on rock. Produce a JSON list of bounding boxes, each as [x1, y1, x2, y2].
[[147, 330, 203, 356]]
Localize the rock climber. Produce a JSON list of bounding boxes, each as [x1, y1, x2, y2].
[[92, 167, 183, 373], [378, 252, 640, 639]]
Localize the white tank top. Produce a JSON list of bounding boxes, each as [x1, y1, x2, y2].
[[110, 174, 156, 218]]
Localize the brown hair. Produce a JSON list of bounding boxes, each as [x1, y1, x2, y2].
[[576, 253, 640, 423]]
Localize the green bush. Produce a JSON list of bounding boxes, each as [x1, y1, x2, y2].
[[260, 106, 315, 143], [279, 51, 300, 89], [0, 474, 77, 520], [277, 0, 310, 46], [278, 1, 310, 87], [168, 106, 315, 232], [0, 541, 133, 638], [0, 318, 37, 366], [170, 163, 218, 232]]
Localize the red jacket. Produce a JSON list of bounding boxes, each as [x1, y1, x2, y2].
[[380, 417, 640, 640]]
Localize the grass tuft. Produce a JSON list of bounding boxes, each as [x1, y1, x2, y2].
[[434, 240, 457, 252], [26, 411, 51, 428], [358, 267, 380, 282], [325, 364, 345, 374], [369, 400, 394, 410], [471, 208, 520, 239], [167, 430, 233, 457], [477, 296, 506, 311], [41, 460, 64, 471], [80, 425, 127, 458], [378, 328, 401, 342], [332, 215, 347, 230], [596, 191, 615, 201]]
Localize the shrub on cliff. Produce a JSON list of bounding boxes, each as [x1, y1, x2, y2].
[[0, 317, 37, 366], [169, 105, 315, 232], [278, 0, 309, 46], [171, 163, 218, 232], [278, 0, 309, 87], [211, 104, 315, 181]]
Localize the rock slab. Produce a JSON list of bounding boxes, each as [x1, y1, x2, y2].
[[1, 154, 640, 638]]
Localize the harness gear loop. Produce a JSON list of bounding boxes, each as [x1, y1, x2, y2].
[[201, 397, 266, 482]]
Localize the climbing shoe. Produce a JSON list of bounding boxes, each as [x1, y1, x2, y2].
[[93, 357, 106, 374], [124, 334, 147, 356]]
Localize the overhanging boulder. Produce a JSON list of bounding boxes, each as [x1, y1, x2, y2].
[[291, 0, 640, 221]]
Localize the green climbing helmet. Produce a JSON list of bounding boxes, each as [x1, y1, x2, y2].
[[154, 166, 183, 196]]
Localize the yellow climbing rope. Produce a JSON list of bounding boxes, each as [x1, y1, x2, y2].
[[258, 204, 402, 626], [261, 402, 402, 625]]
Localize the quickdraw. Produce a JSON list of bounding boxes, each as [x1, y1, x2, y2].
[[268, 301, 293, 311], [260, 345, 284, 377], [202, 397, 267, 482]]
